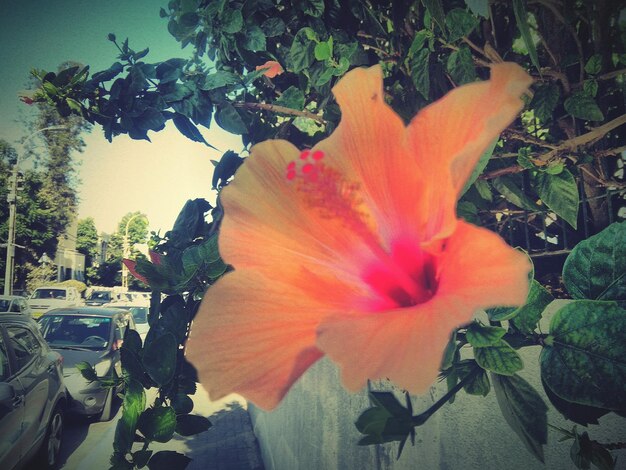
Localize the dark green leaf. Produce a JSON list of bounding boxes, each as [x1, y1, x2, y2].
[[541, 300, 626, 410], [474, 339, 524, 375], [563, 222, 626, 304], [583, 79, 598, 98], [564, 92, 604, 121], [530, 83, 560, 123], [447, 45, 477, 85], [142, 333, 177, 386], [466, 322, 506, 347], [220, 8, 243, 34], [156, 58, 187, 83], [138, 406, 177, 442], [114, 379, 146, 454], [176, 414, 212, 436], [135, 107, 166, 131], [510, 280, 553, 333], [440, 331, 458, 370], [512, 0, 540, 72], [492, 374, 548, 462], [493, 176, 541, 210], [409, 48, 430, 100], [446, 8, 479, 42], [120, 347, 145, 382], [275, 86, 305, 110], [172, 113, 212, 146], [179, 12, 199, 28], [76, 361, 98, 382], [463, 368, 491, 396], [533, 169, 579, 228], [465, 0, 489, 18], [171, 394, 194, 415], [201, 71, 239, 90], [212, 150, 244, 189], [134, 48, 149, 60], [289, 27, 316, 73], [261, 17, 285, 37], [421, 0, 446, 32], [300, 0, 324, 17], [355, 392, 413, 445], [215, 103, 247, 134], [133, 449, 153, 469], [241, 25, 266, 51], [91, 62, 124, 83], [542, 377, 610, 426], [584, 54, 602, 75], [147, 451, 191, 470]]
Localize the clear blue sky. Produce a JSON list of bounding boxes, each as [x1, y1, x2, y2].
[[0, 0, 242, 234]]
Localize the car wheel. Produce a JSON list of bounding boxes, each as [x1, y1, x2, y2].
[[97, 388, 114, 422], [36, 403, 64, 469]]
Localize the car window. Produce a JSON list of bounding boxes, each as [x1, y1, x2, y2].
[[39, 315, 111, 349], [6, 326, 41, 371], [9, 302, 20, 313], [0, 335, 10, 380], [32, 289, 66, 300], [129, 307, 148, 324]]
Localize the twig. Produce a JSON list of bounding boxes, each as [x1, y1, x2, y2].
[[232, 102, 326, 123], [503, 129, 558, 149]]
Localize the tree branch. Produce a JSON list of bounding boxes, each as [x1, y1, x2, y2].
[[232, 102, 326, 123]]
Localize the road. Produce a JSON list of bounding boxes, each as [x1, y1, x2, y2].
[[25, 385, 263, 470]]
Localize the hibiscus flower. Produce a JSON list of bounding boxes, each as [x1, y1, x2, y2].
[[187, 63, 533, 410], [255, 60, 284, 78]]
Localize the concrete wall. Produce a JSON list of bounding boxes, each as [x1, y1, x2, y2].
[[249, 301, 626, 470]]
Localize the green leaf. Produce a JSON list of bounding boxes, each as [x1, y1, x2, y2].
[[445, 8, 479, 42], [492, 374, 548, 462], [261, 17, 285, 37], [275, 86, 305, 110], [201, 71, 239, 90], [179, 12, 199, 28], [421, 0, 446, 32], [532, 169, 579, 228], [409, 48, 430, 100], [142, 333, 177, 386], [155, 58, 187, 83], [564, 92, 604, 121], [466, 323, 507, 347], [530, 83, 560, 123], [355, 392, 413, 445], [114, 379, 146, 454], [493, 176, 541, 210], [447, 45, 476, 85], [220, 8, 243, 34], [76, 361, 98, 382], [176, 414, 212, 436], [584, 54, 602, 75], [583, 79, 598, 98], [147, 451, 191, 470], [289, 28, 317, 73], [314, 41, 332, 61], [474, 179, 493, 202], [460, 139, 497, 195], [172, 113, 212, 147], [215, 103, 247, 134], [540, 300, 626, 410], [133, 449, 153, 468], [171, 394, 194, 415], [135, 108, 166, 131], [563, 222, 626, 304], [440, 331, 458, 370], [510, 280, 554, 333], [465, 0, 489, 18], [138, 406, 177, 442], [212, 150, 244, 189], [474, 339, 524, 375], [300, 0, 324, 17], [512, 0, 540, 72], [241, 25, 266, 51], [463, 368, 491, 396]]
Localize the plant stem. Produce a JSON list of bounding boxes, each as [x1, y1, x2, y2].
[[232, 101, 326, 123]]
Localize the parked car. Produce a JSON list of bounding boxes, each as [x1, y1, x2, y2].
[[28, 286, 83, 319], [105, 300, 150, 339], [0, 314, 66, 469], [0, 295, 33, 317], [84, 290, 115, 306], [38, 307, 136, 421]]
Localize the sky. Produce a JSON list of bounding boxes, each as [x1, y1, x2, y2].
[[0, 0, 243, 235]]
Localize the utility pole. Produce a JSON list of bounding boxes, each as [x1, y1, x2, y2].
[[3, 126, 66, 295]]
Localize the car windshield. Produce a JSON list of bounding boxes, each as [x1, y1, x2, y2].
[[39, 315, 111, 349], [32, 289, 66, 300], [88, 291, 111, 301], [0, 299, 10, 311], [129, 307, 148, 324]]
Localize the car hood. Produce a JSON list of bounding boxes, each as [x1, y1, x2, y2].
[[52, 347, 106, 371]]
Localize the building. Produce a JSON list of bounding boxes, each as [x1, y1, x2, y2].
[[54, 217, 85, 282]]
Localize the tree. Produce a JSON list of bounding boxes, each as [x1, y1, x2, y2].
[[76, 217, 99, 283]]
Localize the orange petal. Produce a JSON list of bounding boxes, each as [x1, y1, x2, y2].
[[317, 220, 531, 394], [187, 270, 327, 410], [408, 63, 532, 238], [256, 60, 283, 78], [316, 65, 431, 246], [219, 139, 381, 303]]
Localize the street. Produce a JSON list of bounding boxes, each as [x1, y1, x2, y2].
[[24, 385, 263, 470]]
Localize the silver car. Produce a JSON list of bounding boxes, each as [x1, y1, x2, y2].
[[0, 295, 33, 317], [38, 307, 136, 421]]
